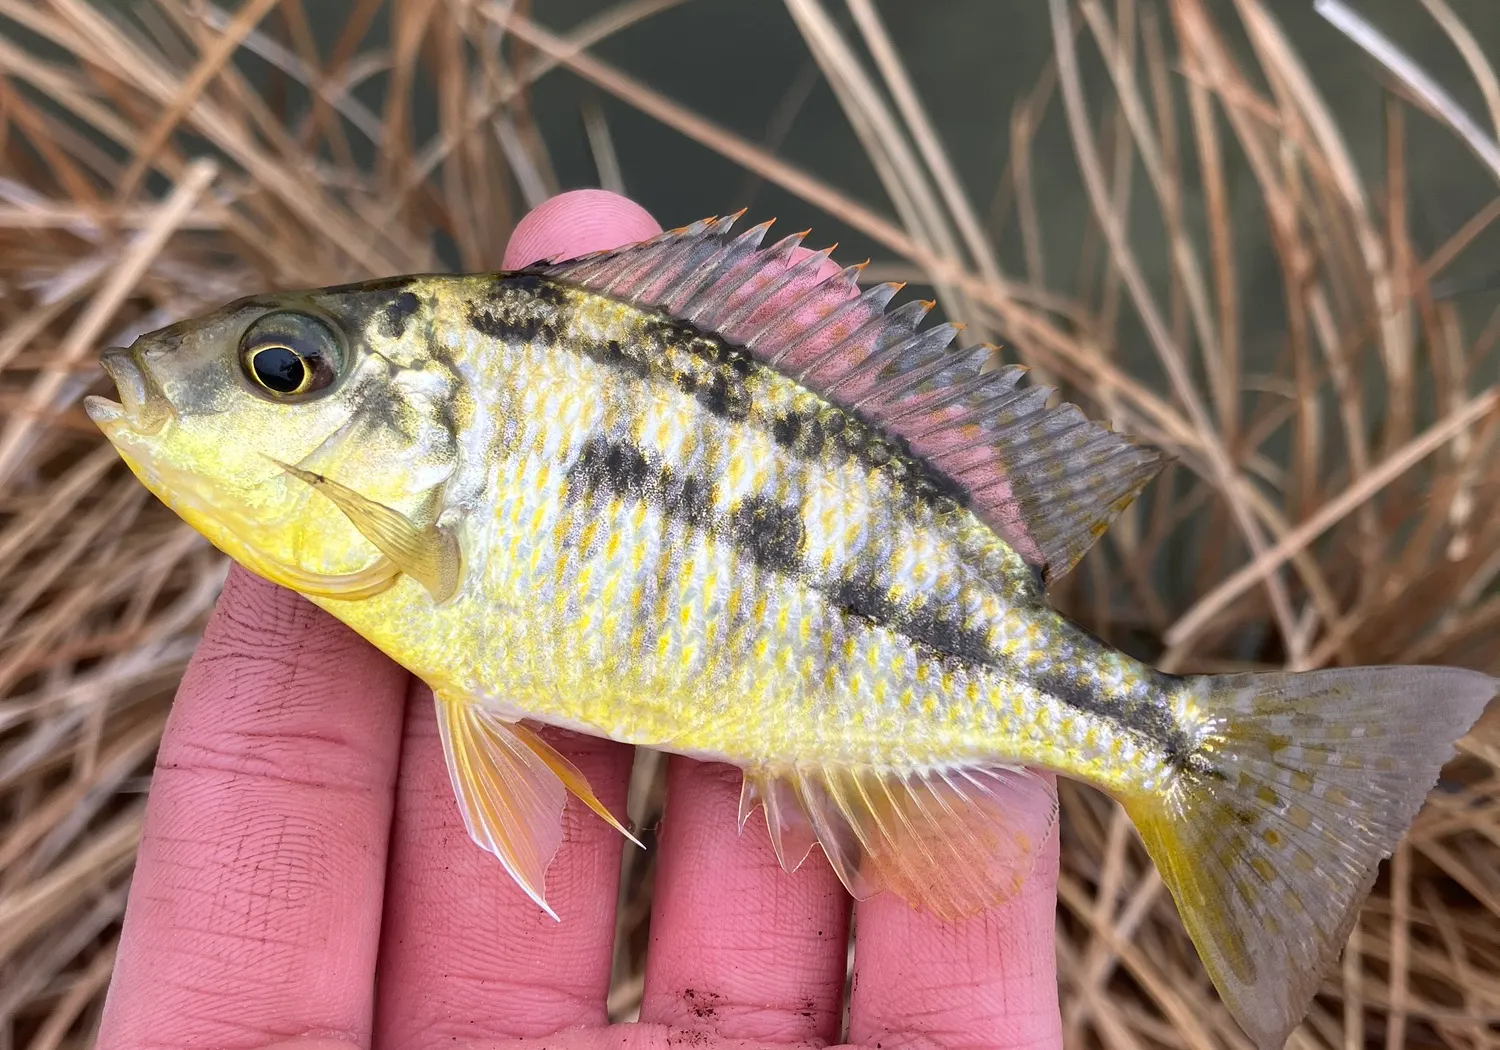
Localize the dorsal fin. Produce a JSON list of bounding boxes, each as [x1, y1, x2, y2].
[[538, 214, 1167, 583]]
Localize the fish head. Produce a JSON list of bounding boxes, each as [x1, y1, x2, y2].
[[85, 281, 461, 595]]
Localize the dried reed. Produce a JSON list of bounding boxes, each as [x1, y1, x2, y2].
[[1, 2, 1497, 1048]]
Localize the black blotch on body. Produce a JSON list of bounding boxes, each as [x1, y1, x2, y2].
[[466, 301, 509, 340], [599, 338, 649, 379], [567, 436, 649, 500], [465, 274, 569, 346], [700, 372, 732, 417], [832, 577, 993, 666], [564, 436, 714, 528], [380, 291, 420, 338], [638, 319, 754, 421], [726, 496, 805, 573], [771, 411, 801, 447]]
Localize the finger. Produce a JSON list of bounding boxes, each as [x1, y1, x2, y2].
[[847, 818, 1063, 1050], [373, 190, 658, 1049], [372, 684, 636, 1046], [502, 188, 659, 269], [638, 759, 852, 1044], [97, 566, 409, 1050]]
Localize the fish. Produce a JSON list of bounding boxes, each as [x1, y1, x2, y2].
[[86, 213, 1495, 1049]]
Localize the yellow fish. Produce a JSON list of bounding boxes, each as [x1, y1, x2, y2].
[[87, 214, 1495, 1049]]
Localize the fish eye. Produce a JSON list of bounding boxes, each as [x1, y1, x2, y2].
[[238, 311, 343, 400]]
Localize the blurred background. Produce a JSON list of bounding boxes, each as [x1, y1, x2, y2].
[[1, 1, 1498, 1047]]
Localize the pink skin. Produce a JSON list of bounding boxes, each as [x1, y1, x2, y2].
[[97, 189, 1063, 1050]]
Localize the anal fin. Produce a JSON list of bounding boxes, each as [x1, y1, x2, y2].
[[740, 763, 1059, 921], [434, 695, 637, 918]]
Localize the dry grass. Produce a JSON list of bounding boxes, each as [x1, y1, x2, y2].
[[1, 1, 1498, 1048]]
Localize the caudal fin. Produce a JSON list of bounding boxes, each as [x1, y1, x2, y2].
[[1123, 666, 1495, 1050]]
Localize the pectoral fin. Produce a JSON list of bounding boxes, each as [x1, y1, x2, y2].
[[433, 694, 640, 917], [277, 461, 461, 602]]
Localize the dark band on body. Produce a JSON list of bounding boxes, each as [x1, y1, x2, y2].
[[561, 433, 1003, 672], [831, 577, 994, 667], [1032, 669, 1192, 759]]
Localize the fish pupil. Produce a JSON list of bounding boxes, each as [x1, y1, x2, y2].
[[251, 345, 307, 393]]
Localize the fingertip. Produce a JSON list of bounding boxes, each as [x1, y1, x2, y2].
[[503, 190, 661, 269]]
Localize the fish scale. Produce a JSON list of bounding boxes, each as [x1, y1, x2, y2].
[[86, 213, 1497, 1050]]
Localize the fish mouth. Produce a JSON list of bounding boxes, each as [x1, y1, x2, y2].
[[85, 347, 174, 435]]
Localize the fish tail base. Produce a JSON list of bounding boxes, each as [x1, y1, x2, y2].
[[1124, 666, 1495, 1050]]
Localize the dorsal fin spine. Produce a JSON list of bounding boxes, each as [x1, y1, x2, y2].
[[685, 228, 803, 327], [635, 220, 738, 302], [818, 301, 935, 397], [657, 215, 751, 310], [849, 326, 960, 411], [885, 366, 1024, 426], [796, 291, 906, 385], [737, 247, 839, 349], [859, 342, 978, 409]]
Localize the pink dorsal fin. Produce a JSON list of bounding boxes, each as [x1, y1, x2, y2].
[[539, 214, 1167, 583]]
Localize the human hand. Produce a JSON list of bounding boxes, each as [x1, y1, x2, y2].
[[96, 190, 1064, 1050]]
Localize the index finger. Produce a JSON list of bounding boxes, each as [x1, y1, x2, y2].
[[98, 567, 409, 1050]]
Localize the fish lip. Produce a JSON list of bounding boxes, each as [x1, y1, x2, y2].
[[86, 347, 174, 435]]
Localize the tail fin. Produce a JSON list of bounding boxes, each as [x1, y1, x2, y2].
[[1122, 666, 1495, 1050]]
